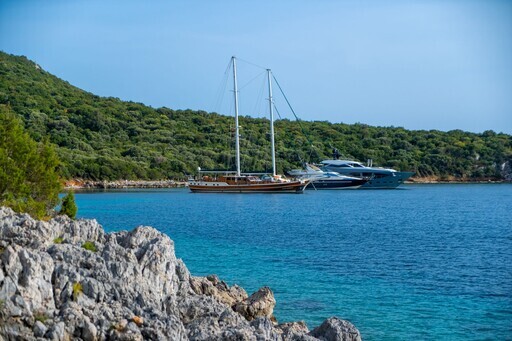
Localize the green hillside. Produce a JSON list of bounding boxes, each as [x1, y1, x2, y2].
[[1, 51, 511, 181]]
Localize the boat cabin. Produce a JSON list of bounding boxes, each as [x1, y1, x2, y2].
[[220, 175, 261, 185]]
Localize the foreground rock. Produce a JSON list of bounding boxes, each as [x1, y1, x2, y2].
[[0, 206, 361, 340]]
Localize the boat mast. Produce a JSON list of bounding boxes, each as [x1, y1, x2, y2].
[[232, 56, 241, 176], [267, 69, 276, 176]]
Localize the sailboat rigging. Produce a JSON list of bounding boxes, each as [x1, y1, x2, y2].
[[188, 57, 309, 193]]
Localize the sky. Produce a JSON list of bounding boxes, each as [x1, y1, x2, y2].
[[1, 0, 511, 134]]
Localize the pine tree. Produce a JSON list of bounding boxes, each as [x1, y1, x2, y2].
[[59, 192, 77, 219], [0, 105, 62, 218]]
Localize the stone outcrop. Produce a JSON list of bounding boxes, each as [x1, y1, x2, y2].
[[501, 160, 512, 181], [0, 206, 361, 340], [234, 287, 276, 322], [310, 318, 362, 341]]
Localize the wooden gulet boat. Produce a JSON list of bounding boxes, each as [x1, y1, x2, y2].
[[188, 57, 309, 193], [188, 174, 309, 193]]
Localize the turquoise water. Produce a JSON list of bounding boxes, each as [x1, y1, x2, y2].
[[74, 184, 512, 340]]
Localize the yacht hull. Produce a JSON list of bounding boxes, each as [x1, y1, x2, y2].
[[361, 172, 415, 189], [307, 178, 367, 190]]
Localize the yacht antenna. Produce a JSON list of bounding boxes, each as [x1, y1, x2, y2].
[[267, 69, 276, 176], [232, 56, 241, 176]]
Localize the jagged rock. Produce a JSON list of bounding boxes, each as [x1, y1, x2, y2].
[[501, 160, 512, 181], [0, 207, 105, 249], [33, 320, 48, 337], [82, 320, 97, 341], [0, 206, 362, 340], [190, 274, 248, 308], [178, 285, 264, 340], [251, 317, 281, 340], [309, 317, 362, 341], [234, 286, 276, 321], [276, 321, 317, 340], [46, 321, 68, 341]]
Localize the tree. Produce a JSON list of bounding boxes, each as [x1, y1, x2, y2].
[[59, 192, 77, 219], [0, 105, 62, 218]]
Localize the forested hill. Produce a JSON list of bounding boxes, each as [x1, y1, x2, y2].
[[1, 51, 511, 181]]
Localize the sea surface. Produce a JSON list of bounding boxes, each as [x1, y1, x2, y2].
[[74, 184, 512, 340]]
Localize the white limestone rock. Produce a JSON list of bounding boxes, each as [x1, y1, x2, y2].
[[309, 317, 362, 341], [0, 206, 362, 340], [234, 286, 276, 321]]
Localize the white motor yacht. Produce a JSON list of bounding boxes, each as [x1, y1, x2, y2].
[[288, 164, 368, 190], [320, 159, 414, 189]]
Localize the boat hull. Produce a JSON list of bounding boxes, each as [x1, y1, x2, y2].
[[307, 178, 367, 190], [361, 171, 415, 189], [189, 181, 308, 193]]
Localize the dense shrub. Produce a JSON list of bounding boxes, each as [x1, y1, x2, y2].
[[59, 192, 77, 219]]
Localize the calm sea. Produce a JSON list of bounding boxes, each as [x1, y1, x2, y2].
[[74, 184, 512, 340]]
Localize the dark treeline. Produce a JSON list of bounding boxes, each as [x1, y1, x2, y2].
[[1, 51, 511, 181]]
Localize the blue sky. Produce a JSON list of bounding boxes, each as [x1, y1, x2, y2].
[[1, 0, 511, 133]]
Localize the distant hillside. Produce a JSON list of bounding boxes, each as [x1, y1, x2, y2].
[[1, 51, 511, 181]]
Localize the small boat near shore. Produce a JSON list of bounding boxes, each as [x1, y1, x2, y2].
[[188, 57, 309, 194], [288, 164, 367, 190]]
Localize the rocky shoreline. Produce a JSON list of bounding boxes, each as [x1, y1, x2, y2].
[[406, 174, 510, 183], [0, 207, 361, 340], [64, 179, 188, 189], [405, 178, 508, 184]]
